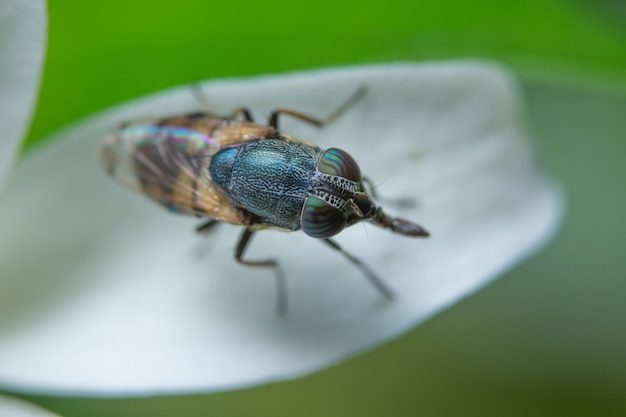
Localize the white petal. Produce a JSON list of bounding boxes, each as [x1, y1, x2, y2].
[[0, 395, 60, 417], [0, 62, 562, 395], [0, 0, 46, 187]]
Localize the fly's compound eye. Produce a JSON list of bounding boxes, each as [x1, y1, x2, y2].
[[317, 148, 361, 182], [301, 196, 347, 238]]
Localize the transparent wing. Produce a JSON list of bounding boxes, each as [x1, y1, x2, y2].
[[99, 116, 245, 224]]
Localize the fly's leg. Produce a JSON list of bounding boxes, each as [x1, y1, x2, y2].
[[269, 86, 367, 130], [235, 228, 287, 315], [190, 83, 218, 114], [193, 220, 221, 259], [229, 107, 254, 122], [190, 83, 254, 122], [362, 176, 416, 209], [322, 238, 394, 300], [362, 177, 380, 200], [195, 219, 219, 234]]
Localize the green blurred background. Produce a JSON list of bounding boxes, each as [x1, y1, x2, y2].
[[15, 0, 626, 415]]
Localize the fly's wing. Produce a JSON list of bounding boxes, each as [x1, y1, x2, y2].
[[99, 114, 249, 225]]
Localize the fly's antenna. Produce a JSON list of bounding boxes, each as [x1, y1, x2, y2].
[[372, 207, 429, 237]]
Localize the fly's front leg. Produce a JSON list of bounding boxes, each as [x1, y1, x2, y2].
[[235, 228, 287, 315], [269, 86, 367, 129], [362, 177, 380, 200], [322, 238, 394, 300], [362, 176, 416, 209]]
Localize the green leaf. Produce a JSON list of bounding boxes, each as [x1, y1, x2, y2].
[[26, 0, 626, 148]]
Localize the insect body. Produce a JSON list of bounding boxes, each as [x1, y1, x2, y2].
[[100, 90, 429, 312]]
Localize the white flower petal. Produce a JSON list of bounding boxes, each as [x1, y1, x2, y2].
[[0, 0, 46, 187], [0, 62, 562, 395], [0, 395, 60, 417]]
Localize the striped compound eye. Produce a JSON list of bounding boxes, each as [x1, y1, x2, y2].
[[316, 148, 361, 182], [301, 196, 346, 238], [301, 148, 363, 238]]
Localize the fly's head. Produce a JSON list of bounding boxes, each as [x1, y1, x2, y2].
[[301, 148, 429, 239]]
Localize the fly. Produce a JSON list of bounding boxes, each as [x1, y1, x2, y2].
[[99, 88, 429, 313]]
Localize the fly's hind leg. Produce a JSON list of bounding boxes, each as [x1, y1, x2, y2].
[[235, 228, 287, 315], [190, 83, 254, 122], [268, 86, 367, 130], [228, 107, 254, 122], [196, 219, 219, 234], [322, 238, 394, 301], [193, 220, 221, 259]]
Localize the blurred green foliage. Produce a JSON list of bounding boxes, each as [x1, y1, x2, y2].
[[27, 0, 626, 147]]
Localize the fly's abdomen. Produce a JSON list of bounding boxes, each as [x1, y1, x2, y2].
[[209, 139, 322, 230]]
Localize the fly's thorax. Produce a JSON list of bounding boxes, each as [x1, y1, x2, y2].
[[300, 148, 376, 239], [209, 139, 322, 231]]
